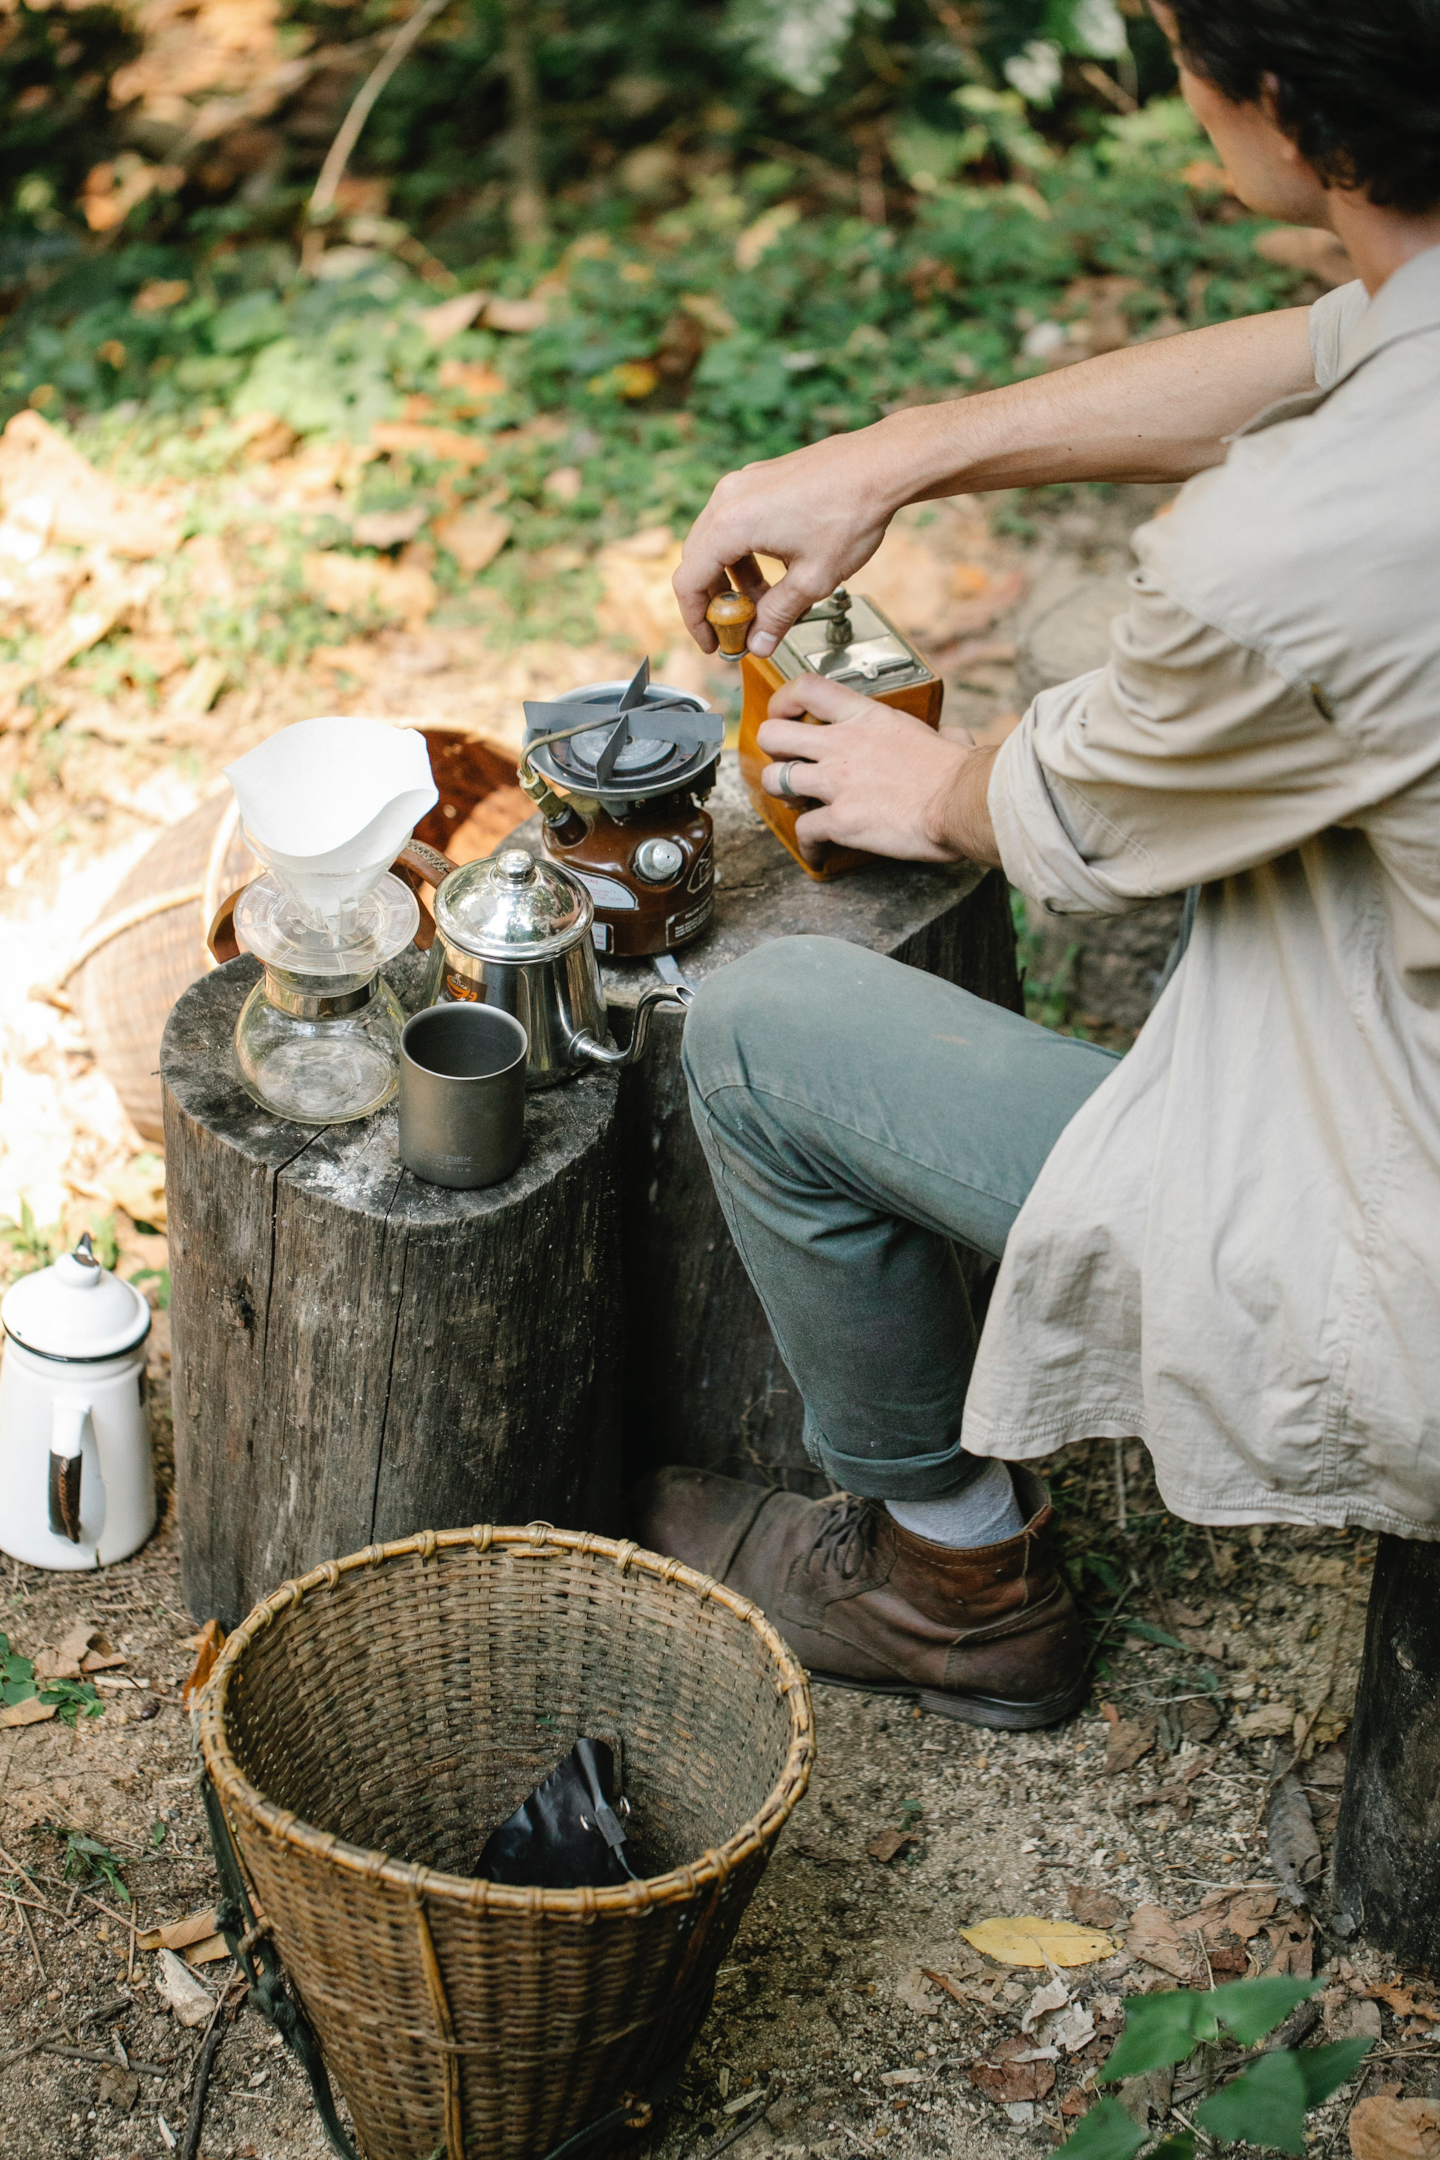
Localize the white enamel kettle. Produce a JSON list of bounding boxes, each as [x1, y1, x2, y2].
[[0, 1232, 155, 1570]]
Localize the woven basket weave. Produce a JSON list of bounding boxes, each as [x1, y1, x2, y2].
[[198, 1524, 814, 2160]]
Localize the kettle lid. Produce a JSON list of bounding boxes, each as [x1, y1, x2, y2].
[[434, 846, 594, 962], [2, 1232, 151, 1363]]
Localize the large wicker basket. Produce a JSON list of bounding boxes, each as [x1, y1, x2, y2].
[[198, 1524, 815, 2160]]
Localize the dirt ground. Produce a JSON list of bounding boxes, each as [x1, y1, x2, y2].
[[5, 482, 1430, 2160], [0, 1450, 1416, 2160]]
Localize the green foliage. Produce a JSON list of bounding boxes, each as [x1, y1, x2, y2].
[[1104, 1978, 1315, 2082], [0, 1201, 58, 1274], [0, 1632, 37, 1707], [42, 1677, 107, 1726], [1061, 1979, 1371, 2160], [1196, 2040, 1372, 2157], [0, 1631, 106, 1726], [61, 1829, 129, 1901], [1059, 2099, 1149, 2160], [130, 1264, 171, 1310]]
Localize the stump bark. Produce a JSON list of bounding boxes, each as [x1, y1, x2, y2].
[[583, 764, 1023, 1493], [162, 950, 623, 1627], [1330, 1536, 1440, 1964]]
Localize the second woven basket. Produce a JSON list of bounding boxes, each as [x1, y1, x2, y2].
[[199, 1523, 814, 2160]]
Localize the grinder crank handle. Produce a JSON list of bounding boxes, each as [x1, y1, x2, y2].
[[706, 587, 758, 660], [572, 984, 689, 1069]]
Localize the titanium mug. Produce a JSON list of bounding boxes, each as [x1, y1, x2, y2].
[[399, 1003, 528, 1189]]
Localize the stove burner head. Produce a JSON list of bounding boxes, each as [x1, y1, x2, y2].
[[523, 657, 723, 804]]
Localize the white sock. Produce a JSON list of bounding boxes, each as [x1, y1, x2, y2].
[[887, 1460, 1026, 1549]]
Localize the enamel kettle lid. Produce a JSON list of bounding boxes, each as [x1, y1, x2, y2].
[[434, 846, 594, 963], [2, 1232, 151, 1363]]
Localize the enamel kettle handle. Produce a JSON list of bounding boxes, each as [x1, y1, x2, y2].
[[49, 1398, 91, 1544]]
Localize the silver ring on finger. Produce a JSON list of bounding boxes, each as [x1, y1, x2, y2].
[[774, 760, 812, 801]]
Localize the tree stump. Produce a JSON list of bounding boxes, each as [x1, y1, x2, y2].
[[547, 762, 1022, 1494], [161, 950, 624, 1628], [1331, 1537, 1440, 1963]]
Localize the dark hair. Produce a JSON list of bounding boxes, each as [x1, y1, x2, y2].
[[1166, 0, 1440, 214]]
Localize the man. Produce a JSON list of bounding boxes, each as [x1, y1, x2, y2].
[[631, 1, 1440, 1729]]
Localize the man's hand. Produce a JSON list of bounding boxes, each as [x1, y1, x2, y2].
[[673, 426, 902, 661], [758, 674, 1001, 868], [674, 309, 1315, 663]]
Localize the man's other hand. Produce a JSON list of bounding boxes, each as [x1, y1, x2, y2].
[[757, 674, 1001, 868]]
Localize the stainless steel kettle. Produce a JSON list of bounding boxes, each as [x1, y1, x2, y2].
[[428, 847, 687, 1088]]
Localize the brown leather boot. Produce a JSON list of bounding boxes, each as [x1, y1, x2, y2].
[[629, 1465, 1086, 1730]]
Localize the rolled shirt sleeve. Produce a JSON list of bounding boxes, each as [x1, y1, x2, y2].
[[988, 569, 1369, 917]]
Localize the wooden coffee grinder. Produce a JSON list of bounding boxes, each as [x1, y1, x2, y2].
[[708, 583, 943, 880]]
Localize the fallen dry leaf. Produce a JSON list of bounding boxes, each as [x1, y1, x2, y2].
[[1237, 1702, 1299, 1739], [370, 421, 489, 469], [352, 505, 430, 550], [1126, 1905, 1201, 1983], [1184, 1885, 1278, 1945], [1104, 1715, 1157, 1776], [416, 290, 489, 344], [186, 1933, 232, 1965], [483, 295, 547, 333], [1068, 1886, 1126, 1930], [1267, 1772, 1323, 1905], [1022, 1976, 1070, 2031], [867, 1829, 921, 1864], [1368, 1983, 1440, 2023], [302, 550, 436, 627], [960, 1916, 1119, 1969], [1350, 2097, 1440, 2160], [139, 1907, 221, 1954], [434, 506, 511, 576], [970, 2037, 1057, 2105], [96, 2063, 140, 2112], [0, 412, 179, 558], [1054, 2002, 1097, 2054], [1263, 1917, 1315, 1978], [0, 1697, 56, 1728], [181, 1618, 225, 1707]]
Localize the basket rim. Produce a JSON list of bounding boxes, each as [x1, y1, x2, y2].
[[197, 1521, 815, 1915]]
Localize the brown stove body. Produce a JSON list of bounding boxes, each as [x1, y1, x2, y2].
[[521, 666, 723, 959], [542, 792, 714, 959]]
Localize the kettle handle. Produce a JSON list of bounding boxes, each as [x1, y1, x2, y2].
[[49, 1398, 91, 1544]]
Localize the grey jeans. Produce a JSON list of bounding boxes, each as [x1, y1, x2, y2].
[[681, 934, 1121, 1502]]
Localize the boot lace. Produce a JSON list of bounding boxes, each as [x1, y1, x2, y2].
[[809, 1495, 881, 1582]]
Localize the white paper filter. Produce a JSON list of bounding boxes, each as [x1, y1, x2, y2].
[[225, 718, 438, 933]]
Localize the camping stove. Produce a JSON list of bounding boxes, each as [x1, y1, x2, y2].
[[520, 660, 723, 958]]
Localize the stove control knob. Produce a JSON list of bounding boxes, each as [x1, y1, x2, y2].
[[633, 838, 684, 885]]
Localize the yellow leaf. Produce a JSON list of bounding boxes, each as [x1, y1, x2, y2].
[[959, 1916, 1120, 1969]]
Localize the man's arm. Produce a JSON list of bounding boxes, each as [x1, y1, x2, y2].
[[675, 306, 1315, 658]]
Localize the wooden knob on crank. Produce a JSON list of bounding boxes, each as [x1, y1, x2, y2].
[[706, 587, 757, 661]]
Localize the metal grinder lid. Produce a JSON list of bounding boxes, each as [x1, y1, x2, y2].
[[434, 846, 595, 963]]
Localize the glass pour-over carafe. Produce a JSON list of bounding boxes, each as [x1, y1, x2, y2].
[[224, 718, 438, 1125]]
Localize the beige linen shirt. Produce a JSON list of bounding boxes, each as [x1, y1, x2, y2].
[[966, 247, 1440, 1539]]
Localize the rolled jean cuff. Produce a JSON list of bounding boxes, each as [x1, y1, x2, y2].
[[803, 1417, 999, 1503]]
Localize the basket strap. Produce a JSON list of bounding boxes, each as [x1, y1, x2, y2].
[[538, 1981, 715, 2160], [202, 1773, 362, 2160]]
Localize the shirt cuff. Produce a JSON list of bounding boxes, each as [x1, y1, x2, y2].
[[988, 677, 1139, 916]]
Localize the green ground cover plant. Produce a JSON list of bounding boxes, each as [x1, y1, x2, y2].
[[1062, 1977, 1371, 2159]]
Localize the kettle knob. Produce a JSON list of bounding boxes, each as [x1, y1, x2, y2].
[[705, 588, 757, 661]]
